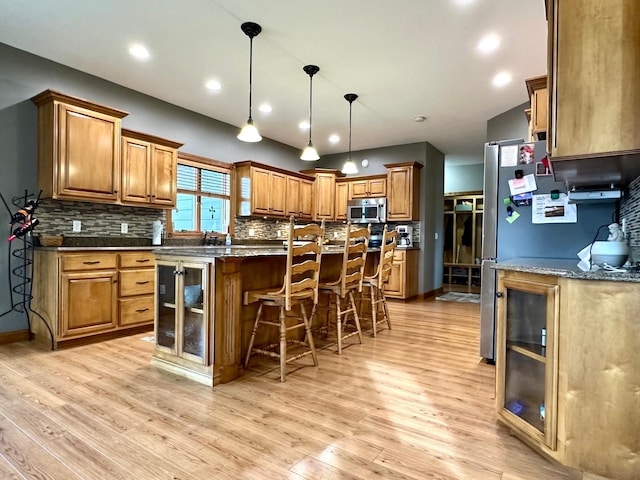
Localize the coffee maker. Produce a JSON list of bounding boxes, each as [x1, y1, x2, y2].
[[396, 225, 413, 248]]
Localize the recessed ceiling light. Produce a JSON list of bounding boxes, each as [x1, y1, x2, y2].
[[205, 79, 221, 91], [454, 0, 475, 6], [478, 34, 501, 54], [329, 134, 340, 144], [259, 104, 272, 113], [129, 44, 150, 60], [493, 71, 512, 87], [414, 115, 427, 122], [299, 121, 310, 130]]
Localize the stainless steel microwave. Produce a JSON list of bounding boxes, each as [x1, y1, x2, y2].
[[347, 198, 386, 223]]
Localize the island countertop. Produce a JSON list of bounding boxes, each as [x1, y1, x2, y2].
[[494, 257, 640, 283]]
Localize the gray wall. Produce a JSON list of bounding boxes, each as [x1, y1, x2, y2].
[[444, 163, 484, 194], [486, 102, 530, 144], [320, 142, 445, 294], [0, 42, 304, 333]]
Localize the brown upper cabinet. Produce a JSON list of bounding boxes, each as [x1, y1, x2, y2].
[[121, 129, 183, 208], [547, 0, 640, 186], [385, 162, 422, 221], [349, 175, 387, 199], [525, 75, 547, 142], [300, 169, 340, 221], [335, 178, 350, 221], [32, 90, 129, 204], [236, 161, 314, 219]]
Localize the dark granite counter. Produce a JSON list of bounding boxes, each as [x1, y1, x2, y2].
[[495, 257, 640, 283]]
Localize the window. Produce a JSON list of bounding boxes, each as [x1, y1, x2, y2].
[[168, 153, 232, 235]]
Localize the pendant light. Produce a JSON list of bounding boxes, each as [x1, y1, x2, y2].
[[237, 22, 262, 143], [341, 93, 359, 174], [300, 65, 320, 161]]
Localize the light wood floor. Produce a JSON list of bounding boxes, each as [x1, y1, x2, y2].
[[0, 298, 581, 480]]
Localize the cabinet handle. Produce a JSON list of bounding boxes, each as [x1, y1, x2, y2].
[[135, 259, 150, 263], [496, 291, 503, 298], [83, 261, 100, 265], [151, 195, 156, 198], [114, 190, 119, 193], [136, 308, 149, 313], [173, 270, 184, 276], [136, 281, 150, 285]]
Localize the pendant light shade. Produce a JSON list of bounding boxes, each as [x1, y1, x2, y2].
[[300, 65, 320, 161], [341, 93, 359, 174], [237, 22, 262, 143]]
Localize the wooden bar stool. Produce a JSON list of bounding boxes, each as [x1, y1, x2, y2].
[[318, 223, 370, 354], [243, 217, 325, 382], [362, 226, 397, 337]]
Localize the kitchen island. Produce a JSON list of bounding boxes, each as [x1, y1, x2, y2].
[[493, 258, 639, 480], [151, 245, 394, 386]]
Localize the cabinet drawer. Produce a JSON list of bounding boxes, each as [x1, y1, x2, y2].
[[119, 251, 154, 269], [119, 295, 154, 326], [119, 269, 155, 296], [61, 253, 117, 272], [393, 250, 406, 262]]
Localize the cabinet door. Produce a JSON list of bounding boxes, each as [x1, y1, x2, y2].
[[57, 104, 120, 202], [60, 270, 117, 337], [531, 87, 547, 137], [335, 182, 349, 220], [384, 250, 404, 298], [387, 166, 419, 221], [350, 180, 369, 199], [496, 276, 559, 450], [368, 178, 386, 197], [121, 136, 151, 204], [550, 0, 640, 158], [286, 176, 301, 217], [315, 173, 335, 220], [180, 263, 209, 364], [299, 180, 314, 219], [269, 171, 287, 216], [150, 145, 177, 206], [156, 262, 178, 353], [251, 168, 271, 215]]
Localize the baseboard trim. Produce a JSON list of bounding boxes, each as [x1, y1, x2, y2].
[[0, 329, 31, 345], [422, 287, 444, 300]]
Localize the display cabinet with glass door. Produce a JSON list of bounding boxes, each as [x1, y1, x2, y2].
[[156, 258, 210, 366], [496, 272, 559, 450]]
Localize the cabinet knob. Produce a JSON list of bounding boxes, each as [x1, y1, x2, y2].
[[496, 291, 503, 298]]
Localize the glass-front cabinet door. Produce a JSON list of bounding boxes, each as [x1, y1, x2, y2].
[[496, 274, 559, 450], [155, 259, 210, 365]]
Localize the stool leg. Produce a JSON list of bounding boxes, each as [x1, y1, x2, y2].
[[349, 290, 363, 345], [244, 303, 263, 368], [336, 294, 343, 354], [381, 289, 392, 331], [301, 302, 318, 366], [279, 306, 287, 382], [370, 284, 378, 337]]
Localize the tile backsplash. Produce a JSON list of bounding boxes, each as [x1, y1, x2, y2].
[[620, 176, 640, 260], [34, 200, 165, 239]]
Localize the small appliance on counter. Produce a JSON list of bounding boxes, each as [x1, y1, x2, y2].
[[368, 234, 382, 248], [152, 220, 163, 246], [396, 225, 413, 248]]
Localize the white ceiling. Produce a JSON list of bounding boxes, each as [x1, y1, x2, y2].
[[0, 0, 547, 166]]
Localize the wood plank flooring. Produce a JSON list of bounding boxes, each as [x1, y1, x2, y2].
[[0, 298, 582, 480]]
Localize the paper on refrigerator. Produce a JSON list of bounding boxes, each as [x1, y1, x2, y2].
[[507, 174, 537, 196], [532, 193, 577, 224]]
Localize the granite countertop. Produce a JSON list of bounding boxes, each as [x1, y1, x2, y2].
[[495, 258, 640, 283], [153, 244, 387, 258]]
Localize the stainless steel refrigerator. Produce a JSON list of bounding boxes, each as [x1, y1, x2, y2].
[[479, 139, 616, 362]]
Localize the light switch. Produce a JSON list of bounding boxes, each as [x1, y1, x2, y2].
[[72, 220, 82, 232], [249, 228, 255, 237], [121, 223, 128, 234]]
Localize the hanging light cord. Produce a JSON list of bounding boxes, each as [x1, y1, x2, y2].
[[308, 74, 313, 143], [348, 100, 352, 159], [247, 35, 254, 121]]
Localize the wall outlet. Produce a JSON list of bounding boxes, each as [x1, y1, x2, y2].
[[121, 223, 128, 234], [434, 232, 439, 240], [277, 230, 281, 238], [72, 220, 82, 232], [334, 231, 339, 238], [249, 228, 255, 237]]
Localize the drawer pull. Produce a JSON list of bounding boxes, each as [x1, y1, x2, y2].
[[135, 308, 150, 313], [83, 261, 101, 265], [135, 259, 150, 263], [136, 281, 150, 285]]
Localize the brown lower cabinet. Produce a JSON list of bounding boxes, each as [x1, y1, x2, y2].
[[382, 249, 419, 300], [31, 249, 155, 348]]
